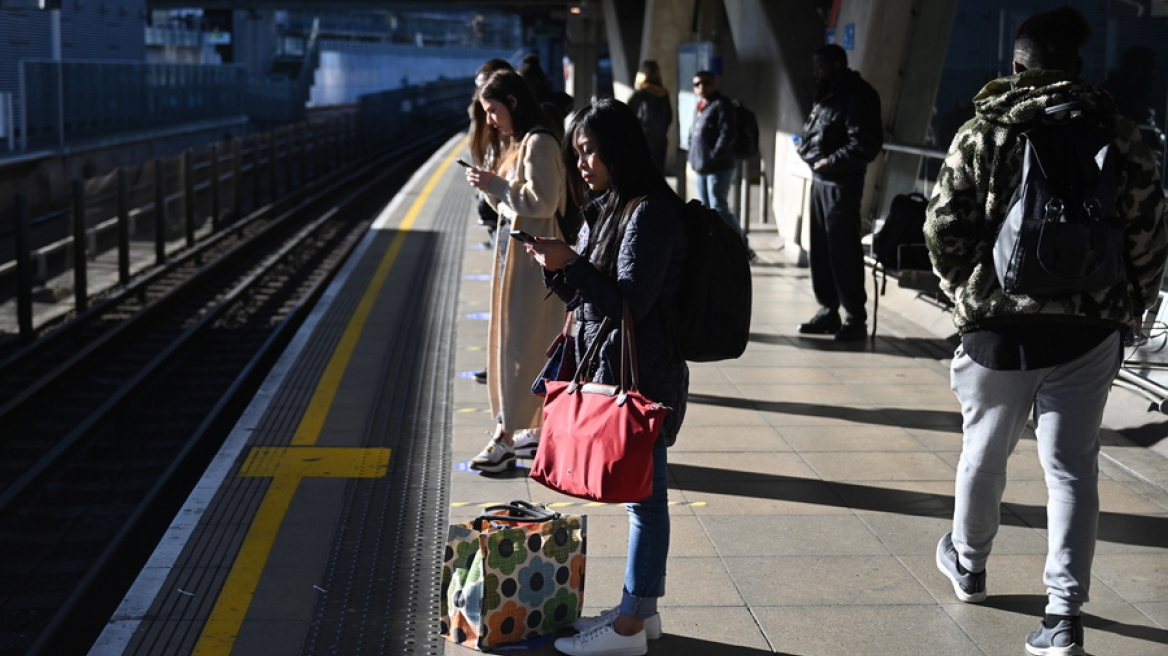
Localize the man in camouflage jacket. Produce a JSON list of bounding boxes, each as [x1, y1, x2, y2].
[[927, 71, 1165, 336], [925, 7, 1167, 656]]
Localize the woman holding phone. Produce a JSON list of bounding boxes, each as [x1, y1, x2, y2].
[[524, 98, 689, 656], [464, 69, 567, 471]]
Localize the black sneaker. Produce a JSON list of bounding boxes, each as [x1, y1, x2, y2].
[[834, 321, 868, 341], [473, 370, 487, 384], [935, 532, 986, 603], [798, 309, 842, 335], [1025, 616, 1085, 656]]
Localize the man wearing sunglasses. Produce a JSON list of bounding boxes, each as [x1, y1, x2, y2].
[[688, 72, 743, 243]]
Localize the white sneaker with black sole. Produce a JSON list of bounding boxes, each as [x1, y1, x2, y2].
[[469, 436, 515, 473], [513, 428, 540, 459]]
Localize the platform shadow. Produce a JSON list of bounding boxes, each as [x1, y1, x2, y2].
[[985, 595, 1168, 648], [667, 463, 1168, 550], [652, 635, 791, 655], [687, 392, 962, 431]]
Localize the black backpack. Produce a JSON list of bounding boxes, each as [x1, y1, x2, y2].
[[994, 102, 1125, 295], [872, 192, 930, 270], [669, 199, 753, 361], [729, 99, 760, 159]]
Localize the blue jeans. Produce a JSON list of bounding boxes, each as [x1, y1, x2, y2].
[[949, 332, 1121, 616], [695, 168, 743, 242], [619, 444, 669, 618]]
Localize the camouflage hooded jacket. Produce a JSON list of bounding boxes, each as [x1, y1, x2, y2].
[[924, 69, 1167, 334]]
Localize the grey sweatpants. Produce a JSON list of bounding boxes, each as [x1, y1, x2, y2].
[[949, 331, 1121, 616]]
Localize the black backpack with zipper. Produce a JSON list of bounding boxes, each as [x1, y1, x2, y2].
[[872, 192, 930, 271], [668, 200, 752, 361], [993, 101, 1125, 295]]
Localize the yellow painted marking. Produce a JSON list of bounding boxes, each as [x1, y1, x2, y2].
[[292, 148, 461, 446], [240, 446, 391, 478], [194, 447, 390, 656], [193, 143, 463, 656]]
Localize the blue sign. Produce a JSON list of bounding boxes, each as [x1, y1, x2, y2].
[[825, 28, 835, 44], [843, 23, 855, 50]]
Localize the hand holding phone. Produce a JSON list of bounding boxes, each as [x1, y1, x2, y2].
[[509, 230, 537, 244]]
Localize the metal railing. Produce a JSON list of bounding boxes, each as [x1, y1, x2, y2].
[[0, 77, 472, 343]]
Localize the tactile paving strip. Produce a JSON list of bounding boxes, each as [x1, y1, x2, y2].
[[299, 175, 470, 656]]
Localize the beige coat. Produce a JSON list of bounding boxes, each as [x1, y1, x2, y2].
[[484, 130, 567, 431]]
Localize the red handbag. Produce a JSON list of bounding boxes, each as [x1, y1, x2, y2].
[[530, 303, 669, 503]]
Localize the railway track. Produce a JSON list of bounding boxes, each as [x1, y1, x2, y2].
[[0, 128, 457, 656]]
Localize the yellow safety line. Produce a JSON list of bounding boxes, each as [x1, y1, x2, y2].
[[293, 146, 462, 445], [192, 143, 463, 656]]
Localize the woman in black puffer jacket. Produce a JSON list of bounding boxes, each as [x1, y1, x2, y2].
[[524, 98, 688, 656]]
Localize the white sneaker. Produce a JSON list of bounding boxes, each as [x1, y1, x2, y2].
[[572, 607, 661, 640], [469, 436, 515, 473], [554, 621, 647, 656], [513, 428, 540, 458]]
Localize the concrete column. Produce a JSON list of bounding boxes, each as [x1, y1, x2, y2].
[[723, 0, 824, 258], [602, 0, 647, 101], [565, 10, 601, 105], [638, 0, 697, 176], [739, 0, 958, 263], [830, 0, 959, 220]]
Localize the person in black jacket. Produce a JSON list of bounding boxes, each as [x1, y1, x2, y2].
[[628, 60, 672, 173], [687, 71, 743, 242], [796, 44, 883, 341], [524, 98, 688, 656]]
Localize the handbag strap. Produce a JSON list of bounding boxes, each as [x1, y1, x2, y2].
[[473, 500, 561, 528], [621, 301, 641, 393], [569, 302, 642, 399], [569, 315, 613, 391]]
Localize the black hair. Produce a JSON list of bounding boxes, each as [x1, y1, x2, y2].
[[518, 53, 552, 93], [562, 99, 677, 274], [814, 44, 848, 68], [1014, 6, 1090, 73]]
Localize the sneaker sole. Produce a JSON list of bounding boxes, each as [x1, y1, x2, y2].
[[1024, 644, 1086, 656], [469, 457, 515, 473], [513, 446, 538, 459], [935, 550, 986, 603]]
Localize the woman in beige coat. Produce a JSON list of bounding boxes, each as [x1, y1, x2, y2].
[[465, 70, 567, 472]]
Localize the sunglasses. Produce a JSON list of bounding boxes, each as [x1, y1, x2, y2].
[[693, 79, 712, 87]]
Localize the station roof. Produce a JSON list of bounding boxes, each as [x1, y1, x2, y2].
[[145, 0, 583, 19]]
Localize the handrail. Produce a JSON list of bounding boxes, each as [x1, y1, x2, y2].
[[882, 141, 947, 160]]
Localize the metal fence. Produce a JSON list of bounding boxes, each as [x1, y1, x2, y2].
[[0, 76, 471, 343], [17, 60, 309, 151]]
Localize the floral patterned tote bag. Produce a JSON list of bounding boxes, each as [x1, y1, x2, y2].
[[440, 500, 586, 650]]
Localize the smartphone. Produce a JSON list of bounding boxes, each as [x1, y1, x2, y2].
[[509, 230, 537, 244], [456, 158, 472, 168]]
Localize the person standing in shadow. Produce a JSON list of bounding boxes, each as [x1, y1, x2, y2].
[[795, 44, 883, 341], [628, 60, 672, 174]]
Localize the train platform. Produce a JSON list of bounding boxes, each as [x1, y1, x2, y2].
[[88, 134, 1168, 656]]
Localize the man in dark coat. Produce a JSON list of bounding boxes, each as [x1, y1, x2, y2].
[[688, 71, 742, 242], [796, 44, 883, 341]]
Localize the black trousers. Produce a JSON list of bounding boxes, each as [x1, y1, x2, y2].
[[809, 179, 867, 323]]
